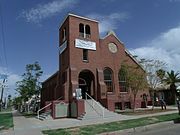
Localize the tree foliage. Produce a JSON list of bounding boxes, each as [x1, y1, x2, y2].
[[139, 59, 166, 90], [16, 62, 43, 102], [138, 59, 166, 109], [120, 62, 148, 111], [162, 70, 180, 106], [163, 70, 180, 87], [163, 70, 180, 97]]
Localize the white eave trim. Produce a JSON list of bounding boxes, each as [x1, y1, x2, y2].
[[101, 32, 124, 45], [59, 13, 98, 29], [68, 13, 98, 23], [125, 49, 145, 71], [42, 71, 59, 84]]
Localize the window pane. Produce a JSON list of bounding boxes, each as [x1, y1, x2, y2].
[[104, 68, 113, 92], [119, 68, 127, 92], [85, 25, 91, 34], [79, 23, 84, 33], [83, 49, 88, 61], [62, 28, 66, 42]]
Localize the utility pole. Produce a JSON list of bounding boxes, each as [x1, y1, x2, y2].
[[0, 79, 5, 111]]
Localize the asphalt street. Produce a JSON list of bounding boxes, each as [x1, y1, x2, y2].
[[120, 122, 180, 135]]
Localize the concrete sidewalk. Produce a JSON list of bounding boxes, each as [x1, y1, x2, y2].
[[38, 109, 178, 130], [0, 107, 178, 135], [0, 110, 43, 135], [13, 110, 43, 135]]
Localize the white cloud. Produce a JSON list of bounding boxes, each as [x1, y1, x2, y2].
[[87, 12, 130, 34], [149, 26, 180, 53], [20, 0, 78, 23], [130, 25, 180, 71]]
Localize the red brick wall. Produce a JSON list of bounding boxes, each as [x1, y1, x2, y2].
[[42, 14, 151, 113]]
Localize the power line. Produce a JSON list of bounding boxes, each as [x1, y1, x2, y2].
[[0, 1, 8, 70]]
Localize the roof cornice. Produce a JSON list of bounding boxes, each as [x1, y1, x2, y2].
[[59, 13, 98, 29]]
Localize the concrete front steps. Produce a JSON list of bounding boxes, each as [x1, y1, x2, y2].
[[78, 99, 120, 120], [36, 110, 53, 121]]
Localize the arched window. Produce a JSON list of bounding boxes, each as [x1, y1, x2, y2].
[[79, 78, 87, 86], [79, 23, 84, 37], [79, 23, 91, 38], [62, 27, 66, 42], [104, 68, 113, 92], [85, 25, 91, 38], [118, 68, 127, 92]]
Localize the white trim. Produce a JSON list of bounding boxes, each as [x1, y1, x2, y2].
[[69, 13, 98, 23], [125, 49, 145, 71], [59, 13, 98, 29], [101, 31, 124, 45]]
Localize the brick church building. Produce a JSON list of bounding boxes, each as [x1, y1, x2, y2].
[[41, 14, 151, 118]]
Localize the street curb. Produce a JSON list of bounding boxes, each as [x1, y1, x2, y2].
[[99, 121, 174, 135]]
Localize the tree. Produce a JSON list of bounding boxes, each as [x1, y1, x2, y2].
[[13, 96, 23, 110], [120, 63, 148, 111], [139, 59, 166, 109], [163, 70, 180, 104], [156, 69, 166, 80], [16, 62, 43, 111]]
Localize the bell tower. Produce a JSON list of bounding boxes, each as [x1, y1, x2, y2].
[[58, 14, 100, 102]]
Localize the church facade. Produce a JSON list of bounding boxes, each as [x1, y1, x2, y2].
[[41, 14, 151, 118]]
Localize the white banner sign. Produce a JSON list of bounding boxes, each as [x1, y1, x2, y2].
[[75, 39, 96, 50], [59, 40, 67, 54]]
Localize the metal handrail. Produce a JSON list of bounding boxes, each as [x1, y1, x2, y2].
[[37, 96, 62, 119], [37, 103, 52, 119], [56, 96, 63, 101], [85, 93, 104, 118]]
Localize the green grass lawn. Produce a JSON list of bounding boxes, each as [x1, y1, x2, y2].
[[1, 107, 12, 113], [0, 113, 13, 131], [43, 113, 180, 135]]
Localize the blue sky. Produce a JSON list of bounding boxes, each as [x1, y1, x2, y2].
[[1, 0, 180, 97]]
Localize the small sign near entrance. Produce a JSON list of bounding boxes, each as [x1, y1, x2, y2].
[[76, 88, 82, 99]]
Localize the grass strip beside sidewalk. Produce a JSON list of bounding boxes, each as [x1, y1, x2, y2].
[[0, 113, 13, 131], [43, 113, 180, 135], [22, 112, 37, 118]]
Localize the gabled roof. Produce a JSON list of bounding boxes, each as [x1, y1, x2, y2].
[[125, 49, 145, 71], [101, 30, 124, 45], [42, 71, 59, 84], [102, 30, 145, 71]]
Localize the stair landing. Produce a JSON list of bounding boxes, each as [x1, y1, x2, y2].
[[78, 99, 121, 120]]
